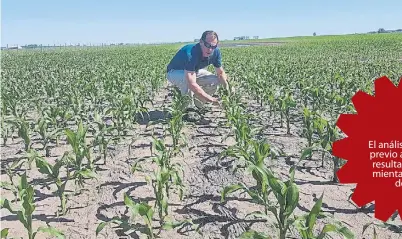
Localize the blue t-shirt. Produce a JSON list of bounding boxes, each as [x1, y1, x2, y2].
[[166, 43, 222, 73]]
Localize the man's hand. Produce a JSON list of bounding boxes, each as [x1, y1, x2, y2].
[[216, 70, 231, 92], [210, 97, 221, 107], [218, 71, 228, 81], [185, 70, 216, 102]]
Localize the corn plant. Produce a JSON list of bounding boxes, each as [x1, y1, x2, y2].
[[90, 111, 120, 165], [301, 107, 316, 150], [278, 88, 297, 134], [105, 90, 145, 136], [362, 214, 402, 239], [65, 120, 97, 189], [1, 113, 16, 146], [96, 192, 198, 238], [0, 173, 65, 239], [8, 116, 32, 152], [2, 91, 29, 119], [292, 193, 354, 239], [146, 86, 190, 156], [325, 120, 343, 182], [131, 137, 185, 226], [34, 115, 64, 156], [1, 228, 9, 238], [222, 162, 299, 239], [165, 86, 191, 156], [33, 151, 72, 216], [222, 138, 278, 191], [0, 159, 28, 202], [0, 149, 41, 203], [218, 83, 260, 151], [224, 156, 354, 239], [96, 193, 155, 238], [312, 115, 331, 168]]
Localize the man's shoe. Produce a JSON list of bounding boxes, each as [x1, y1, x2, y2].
[[196, 105, 211, 114], [183, 111, 201, 122], [184, 107, 199, 113]]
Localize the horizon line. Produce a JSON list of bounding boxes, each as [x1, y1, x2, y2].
[[2, 29, 401, 48]]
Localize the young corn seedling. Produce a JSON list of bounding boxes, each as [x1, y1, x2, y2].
[[3, 93, 28, 119], [165, 87, 191, 156], [90, 111, 120, 165], [224, 110, 259, 151], [312, 115, 332, 168], [34, 151, 72, 216], [292, 192, 354, 239], [0, 148, 40, 201], [0, 158, 28, 202], [1, 111, 16, 146], [278, 89, 297, 135], [8, 116, 32, 152], [301, 107, 316, 150], [35, 115, 64, 157], [0, 173, 65, 239], [308, 87, 322, 112], [325, 120, 343, 182], [221, 138, 278, 194], [96, 193, 155, 238], [65, 120, 97, 189], [263, 88, 277, 119], [219, 84, 259, 152], [39, 104, 73, 146], [218, 81, 243, 120], [362, 213, 402, 239], [133, 85, 154, 122], [106, 92, 139, 136], [98, 162, 196, 238], [222, 163, 299, 239], [147, 86, 190, 156], [67, 90, 84, 123], [131, 137, 185, 227], [220, 132, 300, 239]]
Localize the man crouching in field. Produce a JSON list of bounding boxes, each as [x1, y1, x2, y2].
[[166, 30, 229, 122]]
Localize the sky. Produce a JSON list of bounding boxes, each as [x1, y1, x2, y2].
[[1, 0, 401, 46]]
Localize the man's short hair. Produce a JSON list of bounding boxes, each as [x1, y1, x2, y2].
[[201, 30, 219, 42]]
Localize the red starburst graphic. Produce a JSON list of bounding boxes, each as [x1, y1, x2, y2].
[[332, 75, 402, 222]]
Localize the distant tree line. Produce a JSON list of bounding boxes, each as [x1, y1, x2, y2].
[[312, 28, 402, 36]]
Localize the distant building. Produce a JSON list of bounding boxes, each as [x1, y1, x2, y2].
[[367, 28, 402, 34], [233, 36, 250, 40], [7, 45, 22, 50]]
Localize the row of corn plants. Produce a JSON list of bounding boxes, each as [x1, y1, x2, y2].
[[1, 46, 172, 237], [217, 83, 354, 239], [221, 34, 401, 185], [215, 34, 402, 238], [96, 87, 199, 238]]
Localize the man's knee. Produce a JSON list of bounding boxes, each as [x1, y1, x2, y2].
[[197, 74, 220, 86], [167, 70, 189, 94]]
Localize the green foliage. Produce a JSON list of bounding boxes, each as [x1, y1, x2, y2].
[[0, 173, 65, 239], [1, 33, 401, 238]]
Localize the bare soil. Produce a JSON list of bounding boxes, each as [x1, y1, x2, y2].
[[1, 84, 401, 239]]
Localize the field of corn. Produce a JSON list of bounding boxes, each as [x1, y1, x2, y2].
[[1, 33, 402, 239]]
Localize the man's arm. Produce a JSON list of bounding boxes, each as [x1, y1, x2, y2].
[[212, 49, 229, 89], [215, 66, 228, 81], [185, 70, 218, 103], [215, 66, 229, 89]]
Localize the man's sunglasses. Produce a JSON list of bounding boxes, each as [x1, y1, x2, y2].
[[203, 41, 218, 49]]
